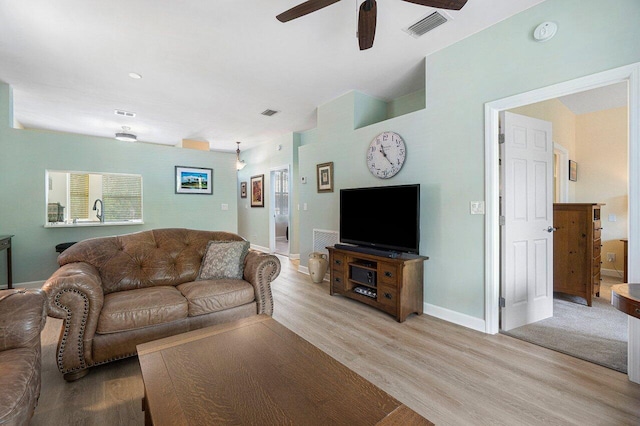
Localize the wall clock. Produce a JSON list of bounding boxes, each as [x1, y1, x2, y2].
[[366, 131, 406, 179]]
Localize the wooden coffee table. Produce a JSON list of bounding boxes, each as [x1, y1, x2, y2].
[[137, 315, 432, 425]]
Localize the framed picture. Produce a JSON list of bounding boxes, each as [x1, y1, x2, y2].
[[316, 162, 334, 193], [250, 174, 264, 207], [569, 160, 577, 182], [240, 181, 247, 198], [175, 166, 213, 194]]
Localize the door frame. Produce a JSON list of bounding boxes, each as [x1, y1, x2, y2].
[[269, 164, 291, 255], [485, 63, 640, 334]]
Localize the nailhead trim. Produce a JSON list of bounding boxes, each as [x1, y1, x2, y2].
[[255, 257, 279, 315], [53, 288, 89, 373]]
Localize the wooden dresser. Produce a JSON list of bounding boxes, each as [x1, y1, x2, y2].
[[327, 246, 428, 322], [553, 203, 604, 306]]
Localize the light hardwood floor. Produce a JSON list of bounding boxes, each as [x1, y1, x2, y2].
[[32, 256, 640, 425]]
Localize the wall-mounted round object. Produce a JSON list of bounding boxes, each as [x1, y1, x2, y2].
[[533, 22, 558, 42], [366, 131, 406, 179]]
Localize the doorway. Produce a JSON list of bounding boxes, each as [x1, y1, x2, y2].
[[496, 86, 629, 371], [270, 166, 290, 256], [485, 63, 640, 335]]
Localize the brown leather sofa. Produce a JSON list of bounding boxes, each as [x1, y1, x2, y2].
[[42, 228, 281, 381], [0, 289, 47, 425]]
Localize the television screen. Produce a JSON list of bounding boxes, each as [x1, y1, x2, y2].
[[340, 184, 420, 254]]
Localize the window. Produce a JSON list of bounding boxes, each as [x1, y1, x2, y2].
[[46, 170, 143, 226], [69, 173, 89, 219], [103, 174, 142, 221], [274, 170, 288, 215]]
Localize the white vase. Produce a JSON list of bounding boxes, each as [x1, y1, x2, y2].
[[308, 252, 329, 284]]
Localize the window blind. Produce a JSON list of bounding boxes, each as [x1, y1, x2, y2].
[[69, 173, 89, 219], [103, 175, 142, 221]]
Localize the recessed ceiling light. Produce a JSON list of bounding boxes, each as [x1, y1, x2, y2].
[[128, 72, 142, 79]]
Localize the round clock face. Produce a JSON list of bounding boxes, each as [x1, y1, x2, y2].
[[366, 132, 406, 179]]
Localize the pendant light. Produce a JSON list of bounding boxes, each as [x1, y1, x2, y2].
[[236, 141, 246, 170]]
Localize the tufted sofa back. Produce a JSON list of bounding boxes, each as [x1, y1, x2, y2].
[[57, 228, 245, 294]]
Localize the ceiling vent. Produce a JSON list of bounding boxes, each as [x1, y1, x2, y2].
[[114, 109, 136, 118], [261, 109, 279, 117], [403, 11, 449, 38]]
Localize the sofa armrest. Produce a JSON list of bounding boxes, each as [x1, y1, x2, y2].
[[42, 262, 104, 374], [243, 251, 281, 316], [0, 289, 47, 351]]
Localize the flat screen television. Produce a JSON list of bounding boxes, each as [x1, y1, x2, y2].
[[340, 184, 420, 254]]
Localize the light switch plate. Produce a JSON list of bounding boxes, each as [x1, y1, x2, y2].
[[221, 203, 228, 211], [470, 201, 485, 215]]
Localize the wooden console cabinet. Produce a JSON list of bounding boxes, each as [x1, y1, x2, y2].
[[553, 203, 604, 306], [327, 246, 428, 322]]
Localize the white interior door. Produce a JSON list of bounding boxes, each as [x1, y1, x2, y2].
[[501, 111, 554, 331]]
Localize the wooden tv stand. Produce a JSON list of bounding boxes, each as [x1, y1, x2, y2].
[[327, 246, 428, 322]]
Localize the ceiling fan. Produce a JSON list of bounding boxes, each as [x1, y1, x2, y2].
[[276, 0, 468, 50]]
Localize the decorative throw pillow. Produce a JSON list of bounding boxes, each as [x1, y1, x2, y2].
[[197, 240, 250, 280]]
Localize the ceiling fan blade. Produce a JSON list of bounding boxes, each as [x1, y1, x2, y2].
[[402, 0, 467, 10], [358, 0, 377, 50], [277, 0, 342, 22]]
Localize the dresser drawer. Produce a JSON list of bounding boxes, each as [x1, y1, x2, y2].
[[593, 226, 602, 240], [593, 240, 602, 258], [593, 256, 601, 274], [378, 263, 399, 286]]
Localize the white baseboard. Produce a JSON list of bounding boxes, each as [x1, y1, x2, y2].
[[290, 253, 300, 260], [1, 280, 45, 290], [250, 244, 270, 253], [296, 265, 328, 282], [424, 302, 486, 333], [601, 268, 624, 278]]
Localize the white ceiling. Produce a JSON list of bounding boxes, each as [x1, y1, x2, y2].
[[0, 0, 546, 152], [558, 82, 628, 115]]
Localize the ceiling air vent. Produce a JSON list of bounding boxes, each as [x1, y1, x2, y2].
[[114, 109, 136, 118], [261, 109, 279, 117], [403, 11, 449, 38]]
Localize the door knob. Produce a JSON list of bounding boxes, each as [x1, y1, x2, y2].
[[545, 226, 557, 233]]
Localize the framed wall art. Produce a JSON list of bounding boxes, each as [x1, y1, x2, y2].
[[569, 160, 577, 182], [240, 181, 247, 198], [175, 166, 213, 194], [250, 174, 264, 207], [316, 162, 333, 193]]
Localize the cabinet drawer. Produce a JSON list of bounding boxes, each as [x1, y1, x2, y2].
[[378, 263, 399, 286], [331, 271, 345, 292], [332, 254, 346, 271], [377, 285, 397, 309], [593, 240, 602, 258]]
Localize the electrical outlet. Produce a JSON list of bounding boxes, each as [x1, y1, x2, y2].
[[470, 201, 485, 215], [607, 253, 616, 262]]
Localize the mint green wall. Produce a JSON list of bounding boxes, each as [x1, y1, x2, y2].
[[0, 83, 238, 286], [296, 0, 640, 321], [387, 89, 426, 119], [237, 133, 295, 251], [354, 92, 387, 129]]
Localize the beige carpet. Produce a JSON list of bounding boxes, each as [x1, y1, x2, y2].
[[501, 279, 628, 373]]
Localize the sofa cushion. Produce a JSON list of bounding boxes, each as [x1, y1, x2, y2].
[[97, 286, 188, 334], [0, 348, 39, 424], [177, 280, 255, 317], [197, 240, 250, 280]]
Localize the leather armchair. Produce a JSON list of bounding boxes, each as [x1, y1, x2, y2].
[[0, 289, 47, 426]]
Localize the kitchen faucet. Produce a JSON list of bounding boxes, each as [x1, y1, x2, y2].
[[92, 199, 104, 222]]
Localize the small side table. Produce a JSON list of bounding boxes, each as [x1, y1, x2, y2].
[[0, 235, 13, 289]]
